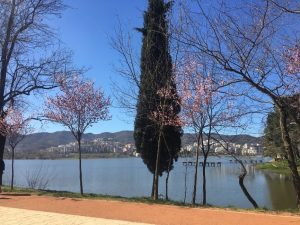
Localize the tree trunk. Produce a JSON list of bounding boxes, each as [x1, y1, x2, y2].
[[153, 130, 162, 200], [10, 148, 14, 191], [165, 160, 171, 201], [78, 139, 83, 195], [151, 173, 155, 198], [202, 155, 207, 205], [165, 133, 172, 201], [192, 138, 201, 205], [0, 135, 6, 188], [278, 107, 300, 208], [238, 167, 258, 209], [184, 164, 188, 204], [0, 1, 15, 191], [165, 170, 169, 201]]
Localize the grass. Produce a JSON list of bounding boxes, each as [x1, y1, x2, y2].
[[2, 186, 300, 215], [256, 159, 300, 174], [1, 186, 188, 207]]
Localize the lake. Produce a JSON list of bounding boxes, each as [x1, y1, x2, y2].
[[2, 157, 297, 210]]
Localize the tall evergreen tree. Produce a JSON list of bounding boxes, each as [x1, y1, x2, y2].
[[134, 0, 182, 200]]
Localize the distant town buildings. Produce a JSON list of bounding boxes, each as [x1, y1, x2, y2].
[[43, 137, 263, 158], [45, 138, 136, 157], [180, 140, 263, 156]]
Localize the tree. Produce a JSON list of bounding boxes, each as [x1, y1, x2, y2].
[[0, 107, 32, 190], [176, 56, 214, 205], [148, 83, 182, 200], [270, 0, 300, 14], [134, 0, 182, 200], [44, 75, 110, 195], [263, 110, 285, 158], [283, 45, 300, 128], [264, 108, 299, 159], [0, 0, 73, 186], [176, 0, 300, 207], [212, 133, 259, 209], [176, 55, 250, 206], [110, 22, 140, 116]]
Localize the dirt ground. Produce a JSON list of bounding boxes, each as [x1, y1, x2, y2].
[[0, 194, 300, 225]]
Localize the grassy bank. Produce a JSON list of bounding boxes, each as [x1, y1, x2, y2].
[[256, 159, 300, 174], [1, 186, 299, 214], [1, 186, 187, 207]]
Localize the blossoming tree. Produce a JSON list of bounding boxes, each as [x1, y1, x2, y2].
[[176, 58, 214, 205], [44, 75, 111, 195], [176, 55, 258, 208], [0, 107, 32, 190], [283, 44, 300, 128], [149, 82, 182, 200], [176, 0, 300, 207]]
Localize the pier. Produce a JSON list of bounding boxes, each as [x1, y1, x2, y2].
[[183, 159, 264, 167], [229, 159, 263, 164], [182, 161, 222, 167]]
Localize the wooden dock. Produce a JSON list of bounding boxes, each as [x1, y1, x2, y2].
[[182, 159, 264, 167], [182, 161, 222, 167], [229, 159, 263, 164]]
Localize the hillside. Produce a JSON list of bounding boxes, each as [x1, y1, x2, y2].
[[13, 131, 262, 152]]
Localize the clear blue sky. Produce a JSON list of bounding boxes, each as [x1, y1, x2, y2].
[[37, 0, 148, 134], [35, 0, 265, 136]]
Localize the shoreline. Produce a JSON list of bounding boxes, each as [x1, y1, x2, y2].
[[3, 154, 266, 160], [256, 159, 300, 175], [1, 186, 299, 214], [0, 189, 299, 225]]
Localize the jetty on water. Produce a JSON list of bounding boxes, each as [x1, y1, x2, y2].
[[182, 161, 222, 167], [182, 159, 264, 167]]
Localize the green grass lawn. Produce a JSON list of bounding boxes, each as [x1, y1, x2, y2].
[[256, 159, 300, 174]]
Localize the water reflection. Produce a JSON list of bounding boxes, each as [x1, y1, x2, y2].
[[2, 157, 297, 210], [263, 171, 297, 209]]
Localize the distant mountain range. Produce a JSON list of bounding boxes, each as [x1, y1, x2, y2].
[[13, 131, 262, 152]]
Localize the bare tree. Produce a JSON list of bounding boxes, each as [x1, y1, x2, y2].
[[0, 0, 75, 184], [25, 164, 54, 190], [270, 0, 300, 14], [110, 23, 140, 116]]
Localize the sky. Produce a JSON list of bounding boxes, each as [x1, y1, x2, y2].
[[33, 0, 267, 136], [35, 0, 148, 134]]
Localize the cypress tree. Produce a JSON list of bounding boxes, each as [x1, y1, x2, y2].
[[134, 0, 182, 200]]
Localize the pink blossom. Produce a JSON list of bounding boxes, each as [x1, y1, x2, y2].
[[149, 83, 183, 127], [0, 108, 32, 145], [44, 75, 111, 136], [285, 45, 300, 74]]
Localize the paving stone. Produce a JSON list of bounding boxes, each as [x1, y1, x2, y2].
[[0, 206, 152, 225]]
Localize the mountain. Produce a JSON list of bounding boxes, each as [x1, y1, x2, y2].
[[13, 131, 262, 153], [14, 131, 134, 152]]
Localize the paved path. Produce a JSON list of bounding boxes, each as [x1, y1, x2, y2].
[[1, 194, 300, 225], [0, 206, 152, 225]]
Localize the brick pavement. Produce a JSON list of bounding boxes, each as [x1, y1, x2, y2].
[[0, 206, 152, 225]]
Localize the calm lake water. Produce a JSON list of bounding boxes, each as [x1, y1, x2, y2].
[[2, 157, 297, 210]]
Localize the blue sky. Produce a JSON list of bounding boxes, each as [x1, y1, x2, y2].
[[36, 0, 148, 133], [34, 0, 266, 136]]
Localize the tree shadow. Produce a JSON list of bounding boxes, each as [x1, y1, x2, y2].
[[0, 193, 31, 197], [0, 197, 11, 199]]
